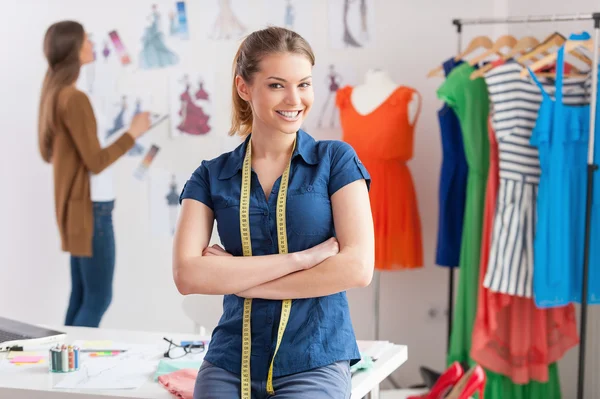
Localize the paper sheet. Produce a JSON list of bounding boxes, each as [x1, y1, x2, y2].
[[356, 340, 393, 360], [327, 0, 375, 49], [168, 65, 215, 138], [53, 344, 163, 390], [148, 169, 189, 237], [302, 62, 358, 133]]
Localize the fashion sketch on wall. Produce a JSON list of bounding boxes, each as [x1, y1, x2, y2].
[[328, 0, 375, 49], [168, 1, 190, 40], [263, 0, 313, 43], [139, 3, 180, 69], [169, 67, 215, 137], [149, 170, 189, 237], [318, 64, 343, 128], [106, 94, 153, 156], [303, 62, 357, 135], [209, 0, 247, 40]]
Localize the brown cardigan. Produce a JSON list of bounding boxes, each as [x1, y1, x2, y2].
[[46, 86, 135, 257]]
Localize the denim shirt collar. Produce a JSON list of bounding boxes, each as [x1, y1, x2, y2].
[[218, 129, 319, 180]]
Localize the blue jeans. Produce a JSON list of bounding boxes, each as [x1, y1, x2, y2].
[[65, 201, 116, 327], [193, 360, 351, 399]]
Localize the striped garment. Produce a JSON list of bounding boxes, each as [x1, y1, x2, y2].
[[482, 59, 591, 297]]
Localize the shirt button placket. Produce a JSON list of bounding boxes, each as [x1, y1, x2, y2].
[[266, 309, 273, 351]]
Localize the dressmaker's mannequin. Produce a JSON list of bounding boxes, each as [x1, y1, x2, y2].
[[350, 68, 420, 125]]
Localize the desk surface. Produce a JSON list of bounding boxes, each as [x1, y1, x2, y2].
[[0, 326, 407, 399]]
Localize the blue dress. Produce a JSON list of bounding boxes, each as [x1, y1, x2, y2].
[[139, 11, 179, 69], [528, 36, 600, 307], [435, 58, 468, 267]]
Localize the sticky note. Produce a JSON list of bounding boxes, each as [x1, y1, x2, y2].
[[8, 351, 43, 359], [82, 340, 113, 349], [10, 356, 45, 364]]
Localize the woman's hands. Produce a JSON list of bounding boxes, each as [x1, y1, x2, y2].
[[203, 244, 233, 257], [202, 237, 340, 271], [128, 112, 151, 139], [297, 237, 339, 270]]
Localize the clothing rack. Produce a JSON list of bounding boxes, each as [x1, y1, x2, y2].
[[449, 13, 600, 399]]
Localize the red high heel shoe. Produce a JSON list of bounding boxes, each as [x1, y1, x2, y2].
[[407, 362, 464, 399], [444, 364, 486, 399]]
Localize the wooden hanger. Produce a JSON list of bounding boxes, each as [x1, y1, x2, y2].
[[470, 36, 540, 80], [455, 35, 494, 61], [468, 35, 517, 66], [426, 35, 493, 78], [521, 36, 594, 78], [517, 31, 591, 72], [517, 32, 566, 64]]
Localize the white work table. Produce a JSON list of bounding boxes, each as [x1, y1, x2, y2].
[[0, 326, 407, 399]]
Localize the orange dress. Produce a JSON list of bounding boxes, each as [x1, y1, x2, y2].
[[336, 86, 423, 269]]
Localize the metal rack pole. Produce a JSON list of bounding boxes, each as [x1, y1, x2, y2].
[[576, 13, 600, 399]]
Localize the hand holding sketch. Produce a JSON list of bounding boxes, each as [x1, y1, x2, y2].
[[129, 112, 152, 139]]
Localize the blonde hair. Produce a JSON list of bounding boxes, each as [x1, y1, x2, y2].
[[229, 26, 315, 136]]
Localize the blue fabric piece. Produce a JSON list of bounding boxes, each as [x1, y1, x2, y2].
[[65, 201, 116, 327], [435, 57, 469, 267], [528, 45, 600, 307], [180, 129, 370, 379]]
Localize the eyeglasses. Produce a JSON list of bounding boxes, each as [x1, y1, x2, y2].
[[163, 337, 206, 359]]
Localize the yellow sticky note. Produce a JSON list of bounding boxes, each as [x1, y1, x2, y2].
[[82, 340, 113, 349]]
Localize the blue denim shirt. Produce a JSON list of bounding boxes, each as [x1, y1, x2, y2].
[[179, 129, 371, 379]]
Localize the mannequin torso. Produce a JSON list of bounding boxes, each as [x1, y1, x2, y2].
[[350, 69, 420, 125]]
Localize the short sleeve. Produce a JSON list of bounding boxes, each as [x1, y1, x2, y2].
[[179, 161, 213, 209], [328, 141, 371, 196], [436, 69, 458, 109]]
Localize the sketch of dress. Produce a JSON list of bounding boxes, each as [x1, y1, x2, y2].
[[343, 0, 361, 47], [128, 98, 145, 156], [177, 76, 210, 135], [106, 96, 127, 139], [106, 96, 144, 156], [166, 175, 180, 236], [139, 5, 179, 69], [102, 41, 110, 60], [195, 80, 209, 100], [359, 0, 369, 41], [169, 11, 179, 36], [284, 0, 295, 29], [317, 65, 342, 128], [210, 0, 246, 40]]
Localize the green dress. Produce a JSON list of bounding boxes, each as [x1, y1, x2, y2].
[[437, 62, 489, 368], [438, 63, 563, 399]]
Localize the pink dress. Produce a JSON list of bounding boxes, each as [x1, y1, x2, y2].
[[470, 117, 579, 384]]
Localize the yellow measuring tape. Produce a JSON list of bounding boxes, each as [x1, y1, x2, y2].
[[240, 138, 295, 399]]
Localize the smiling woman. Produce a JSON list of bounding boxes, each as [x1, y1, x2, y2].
[[172, 26, 375, 399]]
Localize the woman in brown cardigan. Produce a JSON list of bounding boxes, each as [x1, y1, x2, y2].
[[38, 21, 151, 327]]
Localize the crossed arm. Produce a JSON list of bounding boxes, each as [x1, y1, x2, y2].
[[172, 179, 374, 299]]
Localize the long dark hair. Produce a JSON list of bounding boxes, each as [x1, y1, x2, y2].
[[229, 26, 315, 136], [38, 21, 85, 163]]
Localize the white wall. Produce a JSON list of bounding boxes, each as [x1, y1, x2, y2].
[[2, 0, 561, 391]]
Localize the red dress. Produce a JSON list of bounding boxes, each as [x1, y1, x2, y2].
[[470, 118, 579, 384], [177, 86, 210, 135]]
